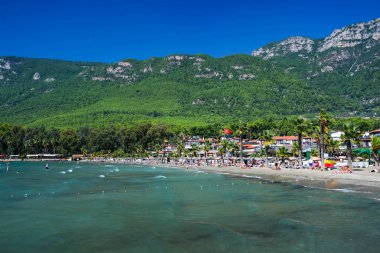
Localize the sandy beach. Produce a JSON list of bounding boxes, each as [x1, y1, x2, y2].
[[75, 156, 380, 191], [194, 165, 380, 190], [141, 160, 380, 192], [9, 158, 380, 192]]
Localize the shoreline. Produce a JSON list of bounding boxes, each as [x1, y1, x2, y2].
[[81, 157, 380, 193], [125, 160, 380, 194], [198, 165, 380, 193], [159, 163, 380, 192], [5, 158, 380, 193]]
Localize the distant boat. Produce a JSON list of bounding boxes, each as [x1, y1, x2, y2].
[[45, 163, 49, 170]]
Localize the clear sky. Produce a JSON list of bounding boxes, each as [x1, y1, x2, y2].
[[1, 0, 379, 62]]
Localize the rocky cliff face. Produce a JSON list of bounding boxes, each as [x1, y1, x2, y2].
[[252, 17, 380, 78], [252, 18, 380, 58], [318, 18, 380, 52], [253, 36, 315, 59]]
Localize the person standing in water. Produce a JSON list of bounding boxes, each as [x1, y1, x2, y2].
[[45, 163, 49, 170], [6, 162, 9, 172]]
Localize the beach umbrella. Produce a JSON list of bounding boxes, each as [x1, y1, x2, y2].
[[325, 159, 335, 168], [353, 148, 371, 156]]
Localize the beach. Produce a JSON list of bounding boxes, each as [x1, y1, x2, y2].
[[194, 165, 380, 191], [80, 157, 380, 192], [5, 158, 380, 191]]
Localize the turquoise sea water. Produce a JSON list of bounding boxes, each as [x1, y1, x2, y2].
[[0, 162, 379, 253]]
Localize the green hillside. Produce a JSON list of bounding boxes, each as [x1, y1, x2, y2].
[[0, 52, 377, 128], [259, 44, 380, 115]]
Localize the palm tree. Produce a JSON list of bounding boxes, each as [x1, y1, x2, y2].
[[309, 125, 321, 154], [325, 137, 340, 157], [219, 139, 230, 165], [292, 117, 311, 170], [191, 143, 199, 158], [277, 146, 290, 165], [291, 142, 299, 157], [203, 141, 211, 159], [260, 130, 274, 168], [233, 120, 247, 165], [227, 142, 238, 157], [183, 148, 190, 158], [371, 136, 380, 170], [319, 110, 333, 169], [176, 141, 185, 158], [341, 123, 361, 169]]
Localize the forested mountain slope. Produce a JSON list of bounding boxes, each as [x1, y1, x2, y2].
[[253, 17, 380, 116]]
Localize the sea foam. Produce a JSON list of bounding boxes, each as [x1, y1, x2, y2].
[[154, 175, 167, 179]]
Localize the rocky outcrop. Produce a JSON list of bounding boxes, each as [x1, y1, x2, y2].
[[0, 59, 11, 70], [33, 72, 40, 80], [253, 36, 315, 59], [318, 18, 380, 52], [252, 18, 379, 58]]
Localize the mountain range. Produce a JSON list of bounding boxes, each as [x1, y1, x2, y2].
[[1, 18, 379, 128]]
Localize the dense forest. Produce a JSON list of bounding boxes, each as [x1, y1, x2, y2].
[[1, 116, 379, 157], [0, 52, 378, 128]]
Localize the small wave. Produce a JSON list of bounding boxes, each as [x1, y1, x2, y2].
[[195, 170, 206, 174], [67, 169, 73, 173], [104, 165, 115, 167], [372, 198, 380, 202], [330, 188, 372, 194], [99, 175, 105, 178], [74, 166, 81, 169], [59, 171, 66, 174], [332, 188, 358, 193], [242, 174, 262, 179], [154, 175, 167, 179], [114, 168, 119, 172]]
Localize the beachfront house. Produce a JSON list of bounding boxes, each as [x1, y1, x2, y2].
[[184, 136, 204, 150], [360, 132, 372, 148], [271, 136, 316, 152], [242, 139, 261, 155], [183, 136, 219, 158], [272, 136, 298, 152], [331, 131, 348, 151]]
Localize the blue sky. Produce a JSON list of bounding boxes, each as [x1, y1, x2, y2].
[[1, 0, 379, 62]]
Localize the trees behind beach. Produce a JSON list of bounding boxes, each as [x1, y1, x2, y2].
[[0, 116, 379, 159]]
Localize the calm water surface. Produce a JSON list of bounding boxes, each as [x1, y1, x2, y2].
[[0, 161, 379, 253]]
